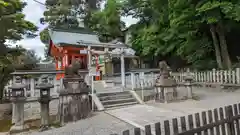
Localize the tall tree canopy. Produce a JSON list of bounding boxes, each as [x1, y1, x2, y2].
[[0, 0, 38, 101], [40, 0, 101, 27], [40, 0, 240, 70], [87, 0, 125, 42], [0, 0, 37, 54], [122, 0, 240, 69]]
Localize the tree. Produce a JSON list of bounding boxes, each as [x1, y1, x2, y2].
[[0, 46, 39, 102], [40, 0, 102, 60], [0, 0, 38, 101], [41, 0, 101, 27], [0, 0, 37, 45], [87, 0, 125, 42], [39, 28, 52, 61], [122, 0, 240, 69]]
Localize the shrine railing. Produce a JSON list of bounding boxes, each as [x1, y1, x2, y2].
[[107, 68, 240, 90]]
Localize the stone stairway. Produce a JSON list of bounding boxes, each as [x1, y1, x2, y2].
[[97, 91, 139, 109]]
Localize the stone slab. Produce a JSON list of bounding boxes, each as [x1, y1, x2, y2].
[[106, 104, 188, 133]]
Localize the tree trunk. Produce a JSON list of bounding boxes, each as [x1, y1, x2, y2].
[[0, 75, 5, 102], [216, 22, 232, 69], [210, 24, 223, 69]]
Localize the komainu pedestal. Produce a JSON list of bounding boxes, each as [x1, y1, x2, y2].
[[155, 61, 177, 103], [58, 60, 91, 125]]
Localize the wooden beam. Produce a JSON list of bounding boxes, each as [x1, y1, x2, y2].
[[76, 41, 128, 48]]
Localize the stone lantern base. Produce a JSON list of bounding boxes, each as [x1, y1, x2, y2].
[[9, 125, 29, 134]]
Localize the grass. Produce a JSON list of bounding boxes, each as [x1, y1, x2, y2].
[[0, 115, 61, 133], [0, 119, 12, 132]]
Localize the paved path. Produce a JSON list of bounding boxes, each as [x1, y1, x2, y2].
[[106, 88, 240, 134], [11, 87, 240, 135], [22, 112, 136, 135]]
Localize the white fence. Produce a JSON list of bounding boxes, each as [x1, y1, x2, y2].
[[113, 68, 240, 90]]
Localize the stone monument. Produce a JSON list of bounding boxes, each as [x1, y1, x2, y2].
[[155, 61, 177, 103], [59, 59, 91, 125]]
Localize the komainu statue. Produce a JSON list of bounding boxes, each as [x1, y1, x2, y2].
[[155, 61, 177, 103], [59, 59, 91, 125], [156, 61, 175, 86]]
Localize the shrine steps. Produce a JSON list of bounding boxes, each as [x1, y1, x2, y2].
[[97, 91, 139, 109]]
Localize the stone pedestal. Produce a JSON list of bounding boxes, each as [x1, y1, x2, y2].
[[155, 61, 177, 103], [9, 76, 27, 134], [10, 97, 26, 133], [38, 98, 51, 131], [59, 77, 91, 125], [36, 76, 54, 131], [155, 85, 177, 103], [185, 82, 193, 99], [184, 70, 194, 99]]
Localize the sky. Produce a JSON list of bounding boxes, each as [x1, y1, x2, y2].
[[16, 0, 138, 59]]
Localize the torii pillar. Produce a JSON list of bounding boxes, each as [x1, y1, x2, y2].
[[121, 48, 126, 88]]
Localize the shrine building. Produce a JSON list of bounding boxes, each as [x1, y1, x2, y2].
[[47, 26, 136, 82]]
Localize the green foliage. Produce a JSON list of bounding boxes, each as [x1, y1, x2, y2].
[[0, 0, 38, 101], [87, 0, 125, 42], [123, 0, 240, 69], [0, 0, 37, 43], [41, 0, 102, 27]]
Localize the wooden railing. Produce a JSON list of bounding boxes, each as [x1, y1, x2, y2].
[[113, 103, 240, 135]]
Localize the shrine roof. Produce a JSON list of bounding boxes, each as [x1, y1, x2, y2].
[[48, 27, 128, 48], [49, 27, 100, 46]]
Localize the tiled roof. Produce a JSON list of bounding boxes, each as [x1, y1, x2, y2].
[[49, 28, 100, 46]]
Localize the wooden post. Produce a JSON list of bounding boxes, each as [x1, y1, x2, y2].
[[213, 69, 216, 83], [216, 70, 219, 83], [197, 72, 200, 82], [200, 72, 203, 82], [225, 106, 235, 135], [220, 70, 223, 84], [224, 70, 227, 83], [209, 71, 212, 83], [204, 72, 207, 82], [236, 68, 240, 84], [228, 70, 231, 83], [207, 71, 209, 82], [232, 70, 236, 84]]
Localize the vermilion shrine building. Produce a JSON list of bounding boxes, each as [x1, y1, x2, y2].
[[47, 27, 137, 86]]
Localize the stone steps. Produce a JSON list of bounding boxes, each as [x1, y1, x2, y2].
[[97, 91, 139, 109], [104, 101, 139, 109]]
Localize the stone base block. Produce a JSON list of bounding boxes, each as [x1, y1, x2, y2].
[[9, 125, 28, 134]]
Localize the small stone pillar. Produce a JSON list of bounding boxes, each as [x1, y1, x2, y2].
[[131, 72, 136, 90], [36, 76, 54, 131], [184, 70, 194, 99], [9, 76, 26, 133]]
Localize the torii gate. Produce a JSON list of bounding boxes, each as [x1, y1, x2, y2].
[[83, 44, 128, 88]]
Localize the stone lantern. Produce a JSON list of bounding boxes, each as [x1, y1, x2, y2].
[[35, 76, 54, 131], [183, 69, 194, 99], [9, 76, 26, 133]]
